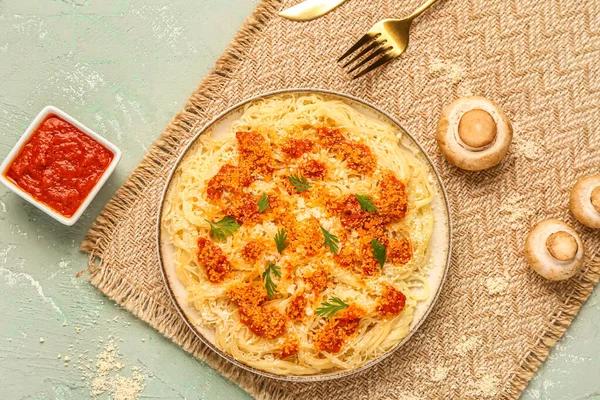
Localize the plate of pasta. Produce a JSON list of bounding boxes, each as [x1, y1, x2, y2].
[[158, 89, 451, 380]]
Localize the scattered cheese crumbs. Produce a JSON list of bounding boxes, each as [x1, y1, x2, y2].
[[513, 135, 542, 160], [470, 374, 500, 397], [65, 356, 71, 362], [63, 321, 68, 327], [512, 122, 542, 161], [486, 276, 508, 295], [58, 354, 62, 359], [499, 194, 531, 230], [455, 335, 480, 356], [429, 58, 465, 85], [85, 337, 146, 400], [430, 366, 449, 382], [39, 337, 45, 343], [8, 338, 11, 342], [75, 327, 82, 333], [141, 338, 145, 342]]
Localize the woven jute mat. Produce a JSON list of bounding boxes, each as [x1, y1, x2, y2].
[[81, 0, 600, 398]]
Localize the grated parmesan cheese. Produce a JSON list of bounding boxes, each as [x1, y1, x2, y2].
[[499, 193, 531, 230], [83, 337, 146, 400], [429, 58, 465, 85], [430, 366, 449, 382], [485, 276, 508, 295], [469, 373, 500, 397], [455, 335, 480, 356], [511, 121, 543, 161]]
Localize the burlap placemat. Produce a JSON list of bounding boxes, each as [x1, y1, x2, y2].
[[81, 0, 600, 398]]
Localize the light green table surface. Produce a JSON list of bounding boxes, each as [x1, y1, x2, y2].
[[0, 1, 598, 399]]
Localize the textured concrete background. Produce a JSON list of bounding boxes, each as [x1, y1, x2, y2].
[[0, 1, 598, 399]]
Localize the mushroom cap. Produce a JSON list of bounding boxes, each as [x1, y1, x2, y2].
[[570, 174, 600, 229], [524, 219, 584, 281], [436, 96, 513, 171]]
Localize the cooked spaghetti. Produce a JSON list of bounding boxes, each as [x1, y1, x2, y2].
[[162, 93, 435, 375]]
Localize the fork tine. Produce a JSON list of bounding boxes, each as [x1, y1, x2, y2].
[[338, 32, 375, 63], [352, 53, 396, 79], [342, 40, 384, 68], [348, 47, 389, 73]]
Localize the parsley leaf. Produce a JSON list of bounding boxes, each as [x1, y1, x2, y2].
[[355, 194, 377, 213], [370, 238, 387, 268], [288, 174, 312, 193], [274, 227, 289, 254], [205, 216, 239, 242], [258, 193, 269, 213], [316, 297, 349, 319], [320, 227, 340, 254], [262, 264, 282, 299]]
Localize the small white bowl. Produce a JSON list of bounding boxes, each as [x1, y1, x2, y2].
[[0, 106, 121, 226]]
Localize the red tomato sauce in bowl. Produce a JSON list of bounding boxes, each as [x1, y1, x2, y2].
[[3, 114, 114, 218]]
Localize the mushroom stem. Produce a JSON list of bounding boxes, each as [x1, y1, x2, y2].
[[457, 109, 497, 149], [545, 231, 578, 261], [591, 186, 600, 213]]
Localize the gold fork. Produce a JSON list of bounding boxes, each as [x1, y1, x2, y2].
[[338, 0, 441, 79]]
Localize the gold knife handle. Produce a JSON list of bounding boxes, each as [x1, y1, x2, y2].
[[407, 0, 440, 20]]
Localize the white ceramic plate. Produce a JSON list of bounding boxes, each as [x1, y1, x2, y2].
[[157, 89, 452, 381]]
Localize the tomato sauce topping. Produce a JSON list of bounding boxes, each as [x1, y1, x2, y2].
[[227, 283, 266, 309], [317, 126, 346, 147], [388, 238, 412, 265], [282, 138, 313, 158], [304, 267, 328, 294], [236, 131, 273, 184], [286, 294, 308, 320], [239, 306, 286, 339], [225, 192, 259, 224], [335, 242, 381, 277], [317, 127, 376, 175], [335, 195, 385, 239], [227, 284, 286, 339], [314, 305, 365, 353], [197, 238, 232, 283], [377, 285, 406, 316], [5, 115, 114, 217], [280, 337, 300, 359], [279, 214, 322, 256], [266, 194, 291, 218], [299, 159, 327, 180], [206, 164, 240, 201], [241, 240, 267, 263], [343, 142, 376, 175], [377, 173, 408, 223]]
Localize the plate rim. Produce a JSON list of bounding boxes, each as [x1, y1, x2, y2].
[[156, 88, 453, 382]]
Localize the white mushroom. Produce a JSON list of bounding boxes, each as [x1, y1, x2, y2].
[[436, 96, 513, 171], [570, 174, 600, 229], [524, 219, 584, 281]]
